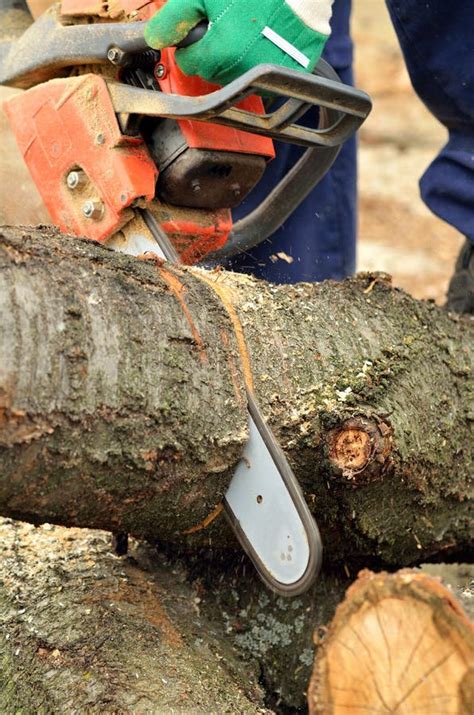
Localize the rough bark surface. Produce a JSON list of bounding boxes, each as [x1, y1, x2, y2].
[[0, 225, 472, 566], [1, 517, 473, 713], [0, 225, 248, 539], [0, 515, 351, 713], [0, 517, 268, 714], [308, 569, 474, 714]]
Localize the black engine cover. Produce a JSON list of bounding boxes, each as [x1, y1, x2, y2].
[[149, 119, 267, 210]]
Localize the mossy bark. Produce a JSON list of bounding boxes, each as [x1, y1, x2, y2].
[[0, 225, 248, 539], [1, 517, 472, 713], [0, 225, 472, 567], [0, 517, 268, 713]]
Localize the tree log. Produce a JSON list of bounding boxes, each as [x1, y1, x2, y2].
[[1, 517, 473, 712], [308, 569, 474, 714], [0, 515, 349, 712], [0, 517, 268, 713], [0, 225, 472, 566]]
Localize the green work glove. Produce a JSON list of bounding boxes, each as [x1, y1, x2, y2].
[[144, 0, 334, 85]]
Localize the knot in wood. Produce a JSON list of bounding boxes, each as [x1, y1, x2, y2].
[[327, 416, 392, 484]]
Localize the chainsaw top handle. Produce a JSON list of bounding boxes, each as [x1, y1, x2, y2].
[[108, 22, 371, 150], [107, 57, 371, 150]]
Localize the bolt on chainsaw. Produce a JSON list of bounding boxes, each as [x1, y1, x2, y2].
[[0, 0, 372, 596]]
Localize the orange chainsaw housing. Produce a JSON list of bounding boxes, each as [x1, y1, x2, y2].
[[5, 0, 275, 262], [5, 74, 157, 242]]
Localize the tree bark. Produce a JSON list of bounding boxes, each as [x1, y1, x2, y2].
[[0, 515, 351, 712], [0, 517, 268, 713], [1, 517, 473, 713], [0, 225, 472, 566], [308, 569, 474, 714]]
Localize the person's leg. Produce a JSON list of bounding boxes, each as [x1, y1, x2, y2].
[[385, 1, 474, 312], [228, 0, 356, 284]]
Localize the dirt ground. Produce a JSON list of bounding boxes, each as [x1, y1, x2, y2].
[[0, 2, 464, 302]]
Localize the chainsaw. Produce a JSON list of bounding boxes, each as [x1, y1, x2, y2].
[[0, 0, 371, 596]]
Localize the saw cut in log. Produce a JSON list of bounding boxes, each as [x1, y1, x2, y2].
[[308, 569, 474, 714], [0, 226, 472, 566]]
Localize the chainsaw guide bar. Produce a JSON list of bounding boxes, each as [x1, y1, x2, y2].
[[122, 208, 323, 596]]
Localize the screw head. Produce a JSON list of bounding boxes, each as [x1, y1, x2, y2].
[[107, 47, 128, 65], [96, 132, 105, 145], [107, 48, 119, 63], [154, 63, 167, 80], [66, 170, 85, 190], [82, 200, 104, 220], [231, 183, 241, 198]]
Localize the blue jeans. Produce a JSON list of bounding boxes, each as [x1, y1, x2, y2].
[[386, 1, 474, 245], [229, 0, 356, 283]]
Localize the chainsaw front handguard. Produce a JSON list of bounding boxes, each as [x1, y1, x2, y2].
[[106, 62, 370, 149]]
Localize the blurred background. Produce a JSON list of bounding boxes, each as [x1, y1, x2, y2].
[[0, 1, 464, 303]]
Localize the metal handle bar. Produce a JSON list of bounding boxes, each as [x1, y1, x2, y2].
[[0, 9, 150, 87], [0, 12, 371, 147], [207, 60, 348, 261], [106, 64, 371, 149]]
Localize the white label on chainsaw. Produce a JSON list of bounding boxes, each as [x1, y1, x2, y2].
[[262, 26, 310, 69]]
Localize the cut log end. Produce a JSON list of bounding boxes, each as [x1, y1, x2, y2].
[[327, 417, 393, 482], [308, 569, 474, 714]]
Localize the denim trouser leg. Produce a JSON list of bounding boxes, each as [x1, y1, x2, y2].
[[386, 2, 474, 244], [228, 0, 356, 283]]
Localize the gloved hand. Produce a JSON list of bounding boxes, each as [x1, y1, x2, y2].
[[144, 0, 334, 85]]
